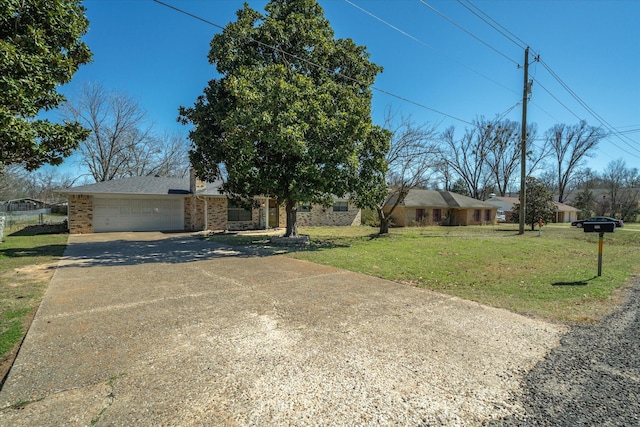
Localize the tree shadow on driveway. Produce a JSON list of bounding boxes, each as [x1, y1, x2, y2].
[[56, 234, 275, 269]]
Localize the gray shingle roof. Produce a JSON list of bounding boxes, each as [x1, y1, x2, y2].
[[487, 196, 579, 212], [57, 176, 228, 197], [58, 176, 191, 196], [395, 189, 497, 209], [194, 179, 225, 196]]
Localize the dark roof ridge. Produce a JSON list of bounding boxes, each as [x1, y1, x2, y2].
[[439, 191, 460, 207]]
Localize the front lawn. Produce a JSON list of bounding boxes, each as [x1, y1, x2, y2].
[[207, 224, 640, 323], [0, 224, 68, 382]]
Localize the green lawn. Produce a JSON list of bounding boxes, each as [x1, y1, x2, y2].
[[0, 224, 68, 376], [208, 224, 640, 323]]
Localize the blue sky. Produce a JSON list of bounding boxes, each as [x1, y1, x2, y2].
[[45, 0, 640, 178]]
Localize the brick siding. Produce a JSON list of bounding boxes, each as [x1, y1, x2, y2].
[[297, 203, 361, 227], [68, 194, 93, 234]]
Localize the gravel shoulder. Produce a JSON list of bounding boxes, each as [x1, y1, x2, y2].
[[492, 276, 640, 426]]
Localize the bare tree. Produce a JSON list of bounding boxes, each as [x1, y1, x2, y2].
[[601, 159, 640, 221], [483, 119, 522, 197], [524, 123, 550, 177], [0, 165, 28, 200], [546, 120, 604, 203], [21, 169, 78, 203], [373, 112, 439, 234], [148, 132, 190, 178], [432, 159, 454, 191], [440, 120, 494, 200], [64, 83, 189, 182]]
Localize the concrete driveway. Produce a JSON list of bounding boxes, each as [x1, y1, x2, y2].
[[0, 232, 566, 426]]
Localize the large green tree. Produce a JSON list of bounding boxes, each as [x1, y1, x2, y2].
[[512, 176, 556, 231], [179, 0, 389, 237], [0, 0, 92, 170]]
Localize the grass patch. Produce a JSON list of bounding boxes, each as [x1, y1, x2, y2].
[[0, 223, 68, 381], [206, 224, 640, 323]]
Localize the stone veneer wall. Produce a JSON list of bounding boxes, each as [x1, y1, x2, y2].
[[184, 197, 202, 231], [206, 197, 228, 230], [68, 194, 93, 234], [297, 203, 361, 227], [185, 196, 362, 232], [184, 196, 228, 231], [278, 205, 286, 228]]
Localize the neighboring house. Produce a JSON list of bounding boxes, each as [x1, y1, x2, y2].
[[485, 195, 579, 223], [385, 189, 498, 227], [0, 198, 48, 212], [553, 201, 579, 223], [57, 174, 360, 234], [485, 196, 519, 223]]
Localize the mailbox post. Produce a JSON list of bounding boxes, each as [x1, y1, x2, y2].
[[582, 222, 616, 276]]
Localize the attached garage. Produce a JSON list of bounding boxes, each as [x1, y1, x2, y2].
[[58, 176, 193, 234], [59, 174, 361, 234], [93, 196, 184, 232]]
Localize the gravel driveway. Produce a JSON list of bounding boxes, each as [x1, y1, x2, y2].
[[492, 277, 640, 426], [0, 232, 567, 426]]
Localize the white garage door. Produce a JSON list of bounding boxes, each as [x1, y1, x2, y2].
[[93, 197, 184, 232]]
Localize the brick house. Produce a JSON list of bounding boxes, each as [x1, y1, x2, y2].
[[484, 195, 579, 223], [57, 175, 360, 234], [385, 189, 498, 227]]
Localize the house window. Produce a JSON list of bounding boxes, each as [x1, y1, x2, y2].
[[433, 209, 442, 222], [333, 201, 348, 212], [416, 209, 427, 222], [227, 201, 252, 221], [473, 209, 481, 222], [298, 202, 311, 212], [485, 210, 491, 221]]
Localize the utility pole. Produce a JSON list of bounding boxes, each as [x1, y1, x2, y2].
[[518, 47, 530, 235]]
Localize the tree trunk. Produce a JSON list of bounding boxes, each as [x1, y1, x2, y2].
[[285, 199, 298, 237], [377, 207, 390, 234]]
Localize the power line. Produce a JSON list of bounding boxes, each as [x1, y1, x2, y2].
[[539, 59, 640, 155], [457, 0, 531, 52], [153, 0, 473, 126], [373, 88, 474, 125], [454, 0, 640, 157], [532, 77, 583, 122], [153, 0, 225, 30], [417, 0, 519, 66], [344, 0, 432, 49], [343, 0, 519, 97]]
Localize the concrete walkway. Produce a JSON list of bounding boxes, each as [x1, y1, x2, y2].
[[0, 232, 566, 426]]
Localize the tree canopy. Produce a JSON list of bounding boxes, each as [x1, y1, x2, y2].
[[0, 0, 92, 170], [512, 176, 556, 230], [179, 0, 389, 237]]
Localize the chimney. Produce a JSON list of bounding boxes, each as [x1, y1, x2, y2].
[[189, 168, 196, 194]]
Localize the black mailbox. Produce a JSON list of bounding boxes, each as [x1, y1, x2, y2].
[[583, 222, 616, 233]]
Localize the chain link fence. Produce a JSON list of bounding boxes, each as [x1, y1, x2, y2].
[[0, 209, 68, 240]]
